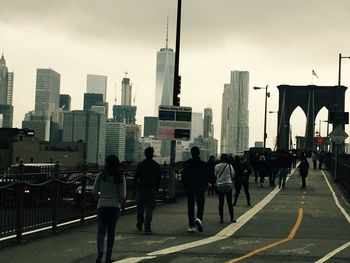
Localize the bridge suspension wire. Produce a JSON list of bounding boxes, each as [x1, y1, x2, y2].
[[276, 90, 286, 150]]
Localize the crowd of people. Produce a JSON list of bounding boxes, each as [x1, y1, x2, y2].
[[91, 146, 320, 262]]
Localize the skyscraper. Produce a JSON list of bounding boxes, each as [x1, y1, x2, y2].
[[121, 77, 132, 106], [83, 93, 103, 111], [220, 71, 249, 155], [105, 120, 126, 161], [59, 94, 71, 111], [203, 108, 214, 138], [86, 74, 107, 101], [34, 68, 60, 116], [0, 54, 14, 127], [191, 112, 204, 141], [154, 21, 175, 115]]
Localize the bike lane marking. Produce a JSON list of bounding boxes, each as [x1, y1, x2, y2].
[[226, 208, 303, 263], [314, 171, 350, 263]]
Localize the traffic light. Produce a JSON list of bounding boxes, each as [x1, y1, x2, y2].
[[173, 75, 181, 106]]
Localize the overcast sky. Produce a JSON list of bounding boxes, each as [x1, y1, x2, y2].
[[1, 0, 350, 148]]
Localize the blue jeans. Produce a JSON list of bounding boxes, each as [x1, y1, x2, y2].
[[97, 207, 120, 261]]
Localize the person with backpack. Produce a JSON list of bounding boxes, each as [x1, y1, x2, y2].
[[93, 155, 126, 263], [215, 154, 236, 223]]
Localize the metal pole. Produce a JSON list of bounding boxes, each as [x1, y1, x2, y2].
[[169, 0, 182, 202], [338, 53, 342, 86], [263, 85, 268, 150]]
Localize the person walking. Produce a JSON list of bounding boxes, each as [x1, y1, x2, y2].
[[257, 155, 268, 186], [311, 151, 317, 170], [233, 155, 251, 206], [93, 155, 126, 263], [277, 150, 292, 189], [207, 155, 217, 195], [298, 155, 309, 188], [134, 147, 161, 234], [182, 146, 209, 233], [215, 154, 236, 223]]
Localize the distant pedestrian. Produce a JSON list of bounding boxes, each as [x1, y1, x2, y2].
[[215, 154, 236, 223], [277, 150, 292, 189], [182, 146, 209, 233], [318, 151, 325, 170], [298, 156, 309, 188], [93, 155, 126, 263], [269, 153, 278, 187], [257, 155, 268, 186], [233, 156, 251, 206], [311, 151, 317, 170], [134, 147, 161, 234], [207, 156, 217, 195]]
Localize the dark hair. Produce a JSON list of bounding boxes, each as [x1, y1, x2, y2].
[[103, 155, 123, 184], [220, 153, 229, 163], [191, 146, 200, 157], [144, 147, 154, 159]]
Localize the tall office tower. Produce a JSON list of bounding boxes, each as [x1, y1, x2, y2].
[[220, 71, 249, 155], [86, 74, 107, 101], [154, 21, 175, 115], [143, 116, 158, 137], [203, 108, 214, 138], [191, 112, 204, 141], [125, 124, 141, 162], [63, 110, 106, 165], [59, 94, 71, 111], [0, 54, 14, 127], [105, 119, 126, 161], [34, 68, 60, 116], [121, 77, 132, 106]]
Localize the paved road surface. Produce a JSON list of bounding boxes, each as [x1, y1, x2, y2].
[[1, 164, 349, 263]]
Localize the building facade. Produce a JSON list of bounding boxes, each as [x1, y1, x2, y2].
[[220, 71, 249, 155], [105, 120, 126, 162], [121, 77, 132, 106], [143, 116, 158, 137], [63, 110, 106, 165], [125, 124, 141, 162], [203, 108, 214, 138], [59, 94, 71, 111]]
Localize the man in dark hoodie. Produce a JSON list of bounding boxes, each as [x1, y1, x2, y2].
[[182, 146, 209, 233], [134, 147, 161, 234]]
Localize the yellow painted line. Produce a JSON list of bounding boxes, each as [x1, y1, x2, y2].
[[226, 208, 303, 263]]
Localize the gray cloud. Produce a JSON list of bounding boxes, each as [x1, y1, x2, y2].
[[1, 0, 350, 50]]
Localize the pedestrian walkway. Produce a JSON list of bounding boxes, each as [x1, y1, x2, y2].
[[1, 163, 349, 263]]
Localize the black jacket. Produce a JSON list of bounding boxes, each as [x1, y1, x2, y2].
[[134, 158, 161, 192], [182, 156, 209, 193]]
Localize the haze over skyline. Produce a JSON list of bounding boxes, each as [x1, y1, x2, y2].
[[1, 0, 350, 148]]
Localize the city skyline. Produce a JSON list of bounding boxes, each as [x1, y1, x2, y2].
[[1, 0, 350, 147]]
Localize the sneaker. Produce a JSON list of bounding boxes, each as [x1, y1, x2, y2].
[[136, 223, 142, 232], [187, 227, 196, 233], [194, 218, 203, 232], [231, 219, 237, 223], [144, 229, 153, 235]]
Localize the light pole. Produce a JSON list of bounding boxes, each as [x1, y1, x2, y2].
[[338, 53, 350, 86], [254, 85, 270, 150]]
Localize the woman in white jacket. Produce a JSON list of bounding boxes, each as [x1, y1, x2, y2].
[[93, 155, 126, 263], [215, 154, 236, 223]]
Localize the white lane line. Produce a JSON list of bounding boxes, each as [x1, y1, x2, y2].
[[114, 168, 298, 263], [314, 171, 350, 263]]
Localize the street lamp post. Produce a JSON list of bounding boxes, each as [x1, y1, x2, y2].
[[338, 53, 350, 86], [254, 85, 270, 150]]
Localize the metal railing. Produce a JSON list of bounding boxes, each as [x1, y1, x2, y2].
[[324, 153, 350, 192], [0, 163, 184, 242]]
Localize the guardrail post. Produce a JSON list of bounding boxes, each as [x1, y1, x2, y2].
[[80, 176, 87, 225], [51, 180, 59, 233], [15, 181, 24, 243]]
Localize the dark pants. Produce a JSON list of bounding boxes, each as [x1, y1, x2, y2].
[[278, 168, 288, 189], [218, 190, 234, 220], [234, 180, 250, 206], [254, 169, 258, 182], [313, 160, 317, 169], [186, 191, 205, 227], [137, 191, 156, 231], [269, 171, 277, 187], [97, 207, 120, 261], [301, 172, 308, 188]]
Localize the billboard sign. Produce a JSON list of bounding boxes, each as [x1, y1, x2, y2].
[[158, 105, 192, 141]]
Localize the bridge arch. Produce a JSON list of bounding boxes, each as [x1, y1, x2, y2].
[[276, 85, 346, 151]]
